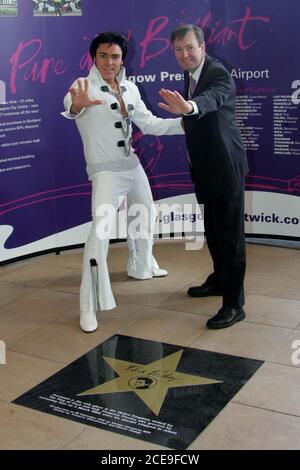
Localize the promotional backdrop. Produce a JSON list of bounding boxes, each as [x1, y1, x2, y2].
[[0, 0, 299, 262]]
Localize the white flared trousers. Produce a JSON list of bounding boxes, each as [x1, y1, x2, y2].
[[80, 164, 158, 313]]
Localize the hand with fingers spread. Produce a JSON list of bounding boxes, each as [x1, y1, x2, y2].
[[158, 88, 193, 115], [69, 79, 104, 114]]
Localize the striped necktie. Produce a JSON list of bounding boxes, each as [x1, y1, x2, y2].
[[189, 76, 197, 98]]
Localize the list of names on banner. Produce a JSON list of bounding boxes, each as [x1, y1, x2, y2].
[[235, 95, 266, 152], [236, 94, 300, 158], [0, 98, 41, 174], [273, 95, 300, 156]]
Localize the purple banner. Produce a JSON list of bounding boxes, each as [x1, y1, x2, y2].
[[1, 0, 299, 261]]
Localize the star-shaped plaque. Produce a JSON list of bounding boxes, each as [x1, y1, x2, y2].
[[79, 350, 221, 415], [13, 335, 264, 449]]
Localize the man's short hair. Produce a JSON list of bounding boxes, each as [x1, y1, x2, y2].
[[171, 24, 205, 45], [89, 32, 128, 60]]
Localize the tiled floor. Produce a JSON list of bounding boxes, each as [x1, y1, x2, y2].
[[0, 240, 300, 450]]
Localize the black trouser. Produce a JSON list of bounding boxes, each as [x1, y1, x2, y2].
[[196, 186, 246, 308]]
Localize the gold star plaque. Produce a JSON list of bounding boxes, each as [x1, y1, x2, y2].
[[79, 350, 222, 415]]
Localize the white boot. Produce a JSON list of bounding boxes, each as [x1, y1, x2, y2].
[[80, 311, 98, 333], [153, 267, 168, 277], [152, 255, 168, 277]]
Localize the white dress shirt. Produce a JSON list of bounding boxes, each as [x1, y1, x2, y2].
[[185, 58, 205, 116]]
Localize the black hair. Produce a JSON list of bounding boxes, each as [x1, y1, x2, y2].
[[171, 24, 205, 45], [89, 32, 128, 60]]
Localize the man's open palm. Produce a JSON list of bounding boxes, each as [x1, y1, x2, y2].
[[70, 79, 104, 110]]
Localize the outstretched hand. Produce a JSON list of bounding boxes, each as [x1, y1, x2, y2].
[[69, 79, 104, 113], [158, 89, 193, 115]]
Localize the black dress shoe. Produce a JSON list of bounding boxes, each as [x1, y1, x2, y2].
[[187, 283, 224, 297], [206, 307, 246, 329]]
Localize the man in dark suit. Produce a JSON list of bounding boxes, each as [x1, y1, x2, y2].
[[159, 24, 248, 329]]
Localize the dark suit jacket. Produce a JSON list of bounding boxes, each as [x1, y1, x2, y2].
[[182, 54, 248, 202]]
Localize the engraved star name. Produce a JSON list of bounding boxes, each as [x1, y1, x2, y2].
[[78, 350, 222, 415]]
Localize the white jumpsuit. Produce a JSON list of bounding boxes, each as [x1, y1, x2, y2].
[[62, 64, 183, 314]]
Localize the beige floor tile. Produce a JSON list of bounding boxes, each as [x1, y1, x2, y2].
[[0, 281, 36, 309], [58, 302, 161, 336], [91, 302, 162, 334], [113, 282, 179, 308], [0, 309, 45, 345], [0, 350, 62, 402], [63, 427, 167, 450], [293, 251, 300, 263], [246, 247, 299, 275], [269, 329, 300, 367], [118, 307, 206, 346], [46, 270, 128, 295], [190, 322, 292, 361], [45, 271, 81, 295], [157, 259, 211, 283], [234, 362, 300, 416], [245, 294, 300, 328], [9, 321, 113, 364], [34, 250, 83, 270], [0, 401, 85, 450], [111, 273, 131, 283], [0, 263, 77, 288], [189, 402, 300, 450], [152, 239, 212, 267], [0, 255, 43, 273], [107, 242, 131, 271], [246, 243, 298, 259], [244, 271, 272, 294], [249, 274, 300, 300], [113, 266, 209, 308], [268, 253, 300, 278], [2, 288, 79, 321], [246, 256, 292, 275], [159, 288, 222, 316]]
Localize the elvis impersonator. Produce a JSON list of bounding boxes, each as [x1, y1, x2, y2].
[[62, 32, 184, 332]]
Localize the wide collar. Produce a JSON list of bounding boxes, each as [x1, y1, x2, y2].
[[88, 64, 126, 87]]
